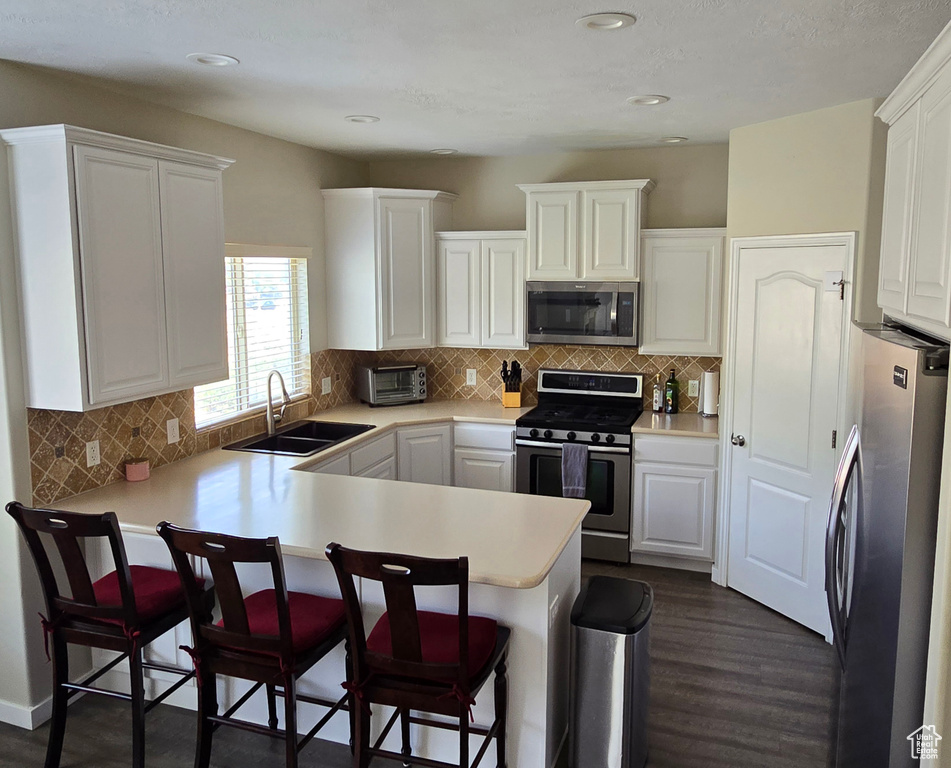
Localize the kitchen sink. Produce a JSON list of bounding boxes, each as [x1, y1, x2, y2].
[[224, 420, 376, 457]]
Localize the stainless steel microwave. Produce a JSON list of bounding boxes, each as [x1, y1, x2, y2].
[[526, 281, 638, 346], [355, 364, 427, 406]]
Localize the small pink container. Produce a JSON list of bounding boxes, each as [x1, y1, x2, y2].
[[124, 458, 150, 482]]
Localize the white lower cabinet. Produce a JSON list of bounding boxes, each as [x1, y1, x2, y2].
[[452, 422, 514, 491], [357, 456, 398, 480], [397, 424, 452, 485], [454, 450, 514, 492], [632, 435, 718, 561], [308, 451, 351, 475]]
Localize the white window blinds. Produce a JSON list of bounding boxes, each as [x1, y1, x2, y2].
[[194, 246, 310, 428]]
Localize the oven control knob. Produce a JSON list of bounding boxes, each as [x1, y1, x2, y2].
[[605, 434, 616, 444], [591, 433, 601, 442], [529, 428, 539, 438], [566, 431, 577, 441], [544, 430, 553, 439]]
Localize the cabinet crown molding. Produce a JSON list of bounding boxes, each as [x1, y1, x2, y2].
[[322, 187, 458, 202], [877, 18, 951, 124], [0, 124, 235, 170], [517, 179, 654, 195]]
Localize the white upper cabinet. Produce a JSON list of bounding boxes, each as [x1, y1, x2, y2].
[[876, 23, 951, 339], [639, 229, 724, 356], [324, 188, 456, 351], [0, 125, 233, 411], [519, 180, 653, 281], [436, 232, 526, 349]]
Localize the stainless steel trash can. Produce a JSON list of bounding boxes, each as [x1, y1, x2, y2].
[[570, 576, 653, 768]]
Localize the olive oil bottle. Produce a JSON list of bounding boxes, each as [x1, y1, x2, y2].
[[664, 368, 680, 414], [652, 373, 664, 412]]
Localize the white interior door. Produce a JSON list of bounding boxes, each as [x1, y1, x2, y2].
[[725, 235, 853, 636]]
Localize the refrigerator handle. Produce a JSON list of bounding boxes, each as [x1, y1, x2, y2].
[[825, 424, 861, 669]]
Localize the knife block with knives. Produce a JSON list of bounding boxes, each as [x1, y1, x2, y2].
[[501, 360, 522, 408]]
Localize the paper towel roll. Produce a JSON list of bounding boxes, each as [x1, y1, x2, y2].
[[701, 371, 720, 417]]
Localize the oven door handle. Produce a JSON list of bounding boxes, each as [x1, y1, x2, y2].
[[515, 439, 631, 455]]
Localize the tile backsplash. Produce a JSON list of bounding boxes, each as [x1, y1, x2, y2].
[[28, 345, 719, 506]]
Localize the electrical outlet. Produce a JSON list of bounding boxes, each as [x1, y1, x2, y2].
[[688, 379, 700, 397], [466, 369, 477, 386], [166, 418, 180, 445], [321, 376, 332, 395], [85, 440, 100, 468]]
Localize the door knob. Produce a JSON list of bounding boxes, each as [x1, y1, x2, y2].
[[731, 434, 746, 447]]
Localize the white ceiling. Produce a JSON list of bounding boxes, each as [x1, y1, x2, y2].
[[1, 0, 948, 158]]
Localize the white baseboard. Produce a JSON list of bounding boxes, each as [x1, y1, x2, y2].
[[0, 693, 52, 730]]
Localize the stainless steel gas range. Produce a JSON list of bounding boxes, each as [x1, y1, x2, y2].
[[514, 369, 643, 563]]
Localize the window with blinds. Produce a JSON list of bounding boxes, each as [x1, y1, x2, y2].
[[194, 246, 310, 429]]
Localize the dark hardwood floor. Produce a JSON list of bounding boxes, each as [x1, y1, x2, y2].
[[583, 562, 838, 768], [0, 563, 837, 767]]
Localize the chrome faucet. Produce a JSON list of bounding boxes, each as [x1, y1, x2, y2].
[[265, 370, 291, 436]]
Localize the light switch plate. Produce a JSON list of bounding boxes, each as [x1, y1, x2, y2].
[[85, 440, 100, 467], [466, 369, 477, 386], [321, 376, 332, 395], [166, 418, 180, 445], [688, 379, 700, 397]]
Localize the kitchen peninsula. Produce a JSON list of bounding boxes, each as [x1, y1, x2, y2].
[[56, 414, 589, 768]]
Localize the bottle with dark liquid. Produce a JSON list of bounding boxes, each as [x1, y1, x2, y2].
[[664, 368, 680, 414]]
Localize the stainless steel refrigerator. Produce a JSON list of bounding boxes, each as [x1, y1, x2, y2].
[[827, 324, 948, 767]]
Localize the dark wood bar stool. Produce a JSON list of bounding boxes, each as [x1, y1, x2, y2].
[[5, 501, 214, 768], [326, 542, 510, 768], [157, 522, 350, 768]]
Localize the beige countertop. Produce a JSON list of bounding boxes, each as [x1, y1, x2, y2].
[[58, 400, 587, 590], [632, 411, 719, 439]]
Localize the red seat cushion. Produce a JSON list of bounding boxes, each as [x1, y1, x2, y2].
[[366, 610, 498, 681], [216, 590, 346, 654], [93, 565, 201, 625]]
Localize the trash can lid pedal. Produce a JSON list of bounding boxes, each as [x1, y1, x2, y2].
[[570, 576, 653, 634]]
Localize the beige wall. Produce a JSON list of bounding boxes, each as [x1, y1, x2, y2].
[[726, 98, 888, 322], [0, 60, 367, 720], [368, 143, 729, 231]]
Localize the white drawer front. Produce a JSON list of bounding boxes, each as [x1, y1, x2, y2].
[[453, 422, 515, 451], [634, 436, 718, 467], [350, 431, 397, 475]]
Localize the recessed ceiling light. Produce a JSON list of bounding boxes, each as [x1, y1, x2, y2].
[[658, 136, 689, 143], [628, 95, 670, 106], [430, 148, 458, 155], [186, 53, 239, 67], [576, 12, 637, 30], [345, 115, 380, 123]]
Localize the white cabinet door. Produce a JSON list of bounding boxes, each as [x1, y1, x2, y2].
[[437, 238, 481, 347], [72, 144, 169, 405], [632, 462, 716, 560], [581, 188, 639, 280], [639, 230, 724, 356], [907, 67, 951, 326], [309, 452, 351, 475], [356, 456, 398, 480], [454, 448, 514, 492], [398, 424, 452, 485], [482, 238, 526, 349], [878, 103, 920, 315], [379, 196, 434, 349], [526, 191, 579, 279], [159, 161, 228, 389]]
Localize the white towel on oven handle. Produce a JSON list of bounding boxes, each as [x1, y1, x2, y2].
[[561, 442, 588, 499]]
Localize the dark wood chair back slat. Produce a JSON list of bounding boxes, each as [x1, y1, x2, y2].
[[157, 522, 293, 659], [325, 542, 470, 689], [6, 501, 137, 627]]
